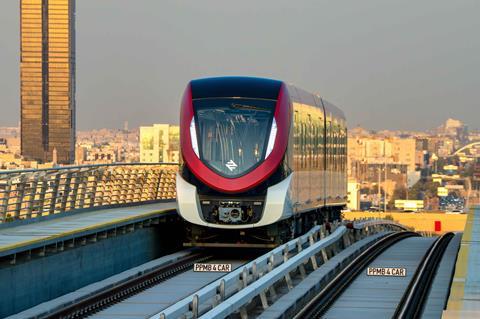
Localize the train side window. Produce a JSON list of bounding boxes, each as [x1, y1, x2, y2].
[[337, 124, 341, 172], [329, 120, 333, 171], [307, 114, 313, 169], [332, 122, 336, 172], [294, 110, 299, 170], [317, 119, 321, 169], [312, 120, 318, 169], [301, 123, 304, 170], [343, 126, 348, 171], [302, 119, 305, 169], [319, 117, 324, 170], [326, 120, 330, 171], [317, 119, 323, 169], [334, 123, 340, 172]]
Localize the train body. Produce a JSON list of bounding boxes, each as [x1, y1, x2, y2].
[[176, 77, 347, 247]]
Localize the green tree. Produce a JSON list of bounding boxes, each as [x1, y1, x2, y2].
[[389, 185, 407, 207], [409, 179, 439, 200]]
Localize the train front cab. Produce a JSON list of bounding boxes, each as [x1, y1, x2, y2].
[[177, 77, 295, 247], [177, 78, 347, 248]]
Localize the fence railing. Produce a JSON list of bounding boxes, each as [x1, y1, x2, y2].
[[0, 163, 179, 223]]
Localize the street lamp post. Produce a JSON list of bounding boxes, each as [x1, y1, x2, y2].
[[377, 164, 381, 208], [406, 167, 409, 200], [384, 140, 387, 212]]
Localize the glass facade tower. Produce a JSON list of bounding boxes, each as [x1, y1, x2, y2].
[[20, 0, 75, 164]]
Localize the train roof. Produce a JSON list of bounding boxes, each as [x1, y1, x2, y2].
[[190, 76, 282, 100], [189, 76, 345, 122], [286, 83, 346, 122]]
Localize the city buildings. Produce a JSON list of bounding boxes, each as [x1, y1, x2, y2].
[[346, 118, 479, 211], [20, 0, 76, 164], [140, 124, 180, 163], [75, 128, 139, 164], [437, 118, 468, 143], [347, 136, 417, 192], [347, 180, 360, 211]]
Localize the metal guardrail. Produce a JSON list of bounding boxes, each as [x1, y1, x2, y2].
[[352, 218, 409, 231], [152, 219, 405, 319], [0, 163, 178, 223]]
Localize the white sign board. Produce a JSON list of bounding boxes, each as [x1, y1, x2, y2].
[[193, 263, 232, 272], [367, 267, 406, 277]]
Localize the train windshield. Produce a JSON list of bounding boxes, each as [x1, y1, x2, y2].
[[194, 98, 276, 178]]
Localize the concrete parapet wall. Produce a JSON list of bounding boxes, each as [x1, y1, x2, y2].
[[344, 211, 467, 233], [0, 224, 182, 318]]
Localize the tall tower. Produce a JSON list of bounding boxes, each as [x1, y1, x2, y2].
[[20, 0, 76, 164]]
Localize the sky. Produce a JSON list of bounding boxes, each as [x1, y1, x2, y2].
[[0, 0, 479, 131]]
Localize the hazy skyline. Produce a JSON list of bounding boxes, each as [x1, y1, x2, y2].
[[1, 0, 479, 131]]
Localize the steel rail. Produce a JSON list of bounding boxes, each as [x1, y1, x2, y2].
[[393, 232, 455, 319], [41, 252, 212, 319], [294, 231, 419, 319]]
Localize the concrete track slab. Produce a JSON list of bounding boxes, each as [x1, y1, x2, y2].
[[89, 259, 247, 319], [323, 236, 436, 319]]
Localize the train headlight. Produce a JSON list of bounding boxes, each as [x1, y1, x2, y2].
[[265, 118, 277, 159], [190, 118, 200, 158]]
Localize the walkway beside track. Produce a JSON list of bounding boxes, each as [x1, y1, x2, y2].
[[0, 201, 177, 258], [444, 205, 480, 318], [323, 236, 436, 319]]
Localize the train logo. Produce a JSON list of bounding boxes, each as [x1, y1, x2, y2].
[[226, 160, 238, 171]]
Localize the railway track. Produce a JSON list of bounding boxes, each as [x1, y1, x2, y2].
[[393, 232, 455, 319], [42, 251, 213, 319], [294, 231, 419, 319], [295, 232, 455, 319], [18, 220, 405, 319]]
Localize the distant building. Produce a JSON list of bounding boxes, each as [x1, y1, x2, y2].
[[20, 0, 76, 164], [75, 146, 86, 164], [348, 136, 416, 176], [437, 118, 468, 145], [394, 200, 424, 212], [140, 124, 179, 163], [442, 118, 467, 136], [348, 136, 417, 204], [85, 147, 117, 164], [347, 180, 360, 210]]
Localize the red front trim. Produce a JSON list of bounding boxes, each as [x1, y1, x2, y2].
[[180, 83, 291, 193]]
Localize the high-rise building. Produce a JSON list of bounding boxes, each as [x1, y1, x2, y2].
[[20, 0, 76, 164], [140, 124, 180, 163]]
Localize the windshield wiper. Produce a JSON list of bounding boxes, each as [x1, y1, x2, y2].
[[231, 103, 270, 112]]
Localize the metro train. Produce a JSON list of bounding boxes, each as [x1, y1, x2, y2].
[[176, 77, 347, 247]]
